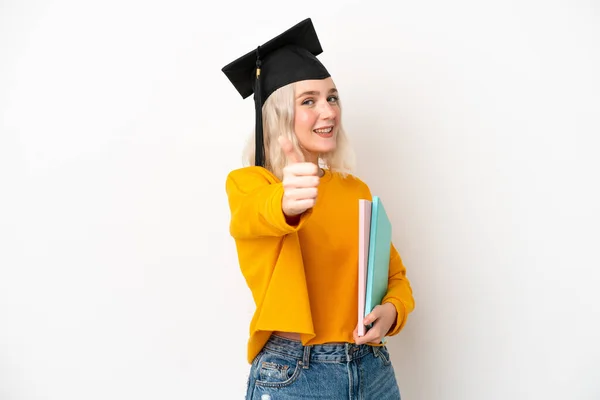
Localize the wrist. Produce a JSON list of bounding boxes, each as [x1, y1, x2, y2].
[[383, 302, 397, 318], [284, 212, 301, 226]]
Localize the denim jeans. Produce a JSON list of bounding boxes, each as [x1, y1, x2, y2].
[[245, 335, 401, 400]]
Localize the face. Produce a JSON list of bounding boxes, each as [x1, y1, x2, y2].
[[293, 77, 340, 163]]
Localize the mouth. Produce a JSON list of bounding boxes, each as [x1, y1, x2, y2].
[[313, 126, 335, 138]]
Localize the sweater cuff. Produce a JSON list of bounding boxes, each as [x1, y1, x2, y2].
[[270, 184, 313, 233], [383, 298, 407, 337]]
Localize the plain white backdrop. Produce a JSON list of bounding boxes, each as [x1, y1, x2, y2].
[[1, 0, 599, 399]]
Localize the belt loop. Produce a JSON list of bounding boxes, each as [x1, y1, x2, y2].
[[372, 345, 379, 357], [345, 343, 351, 362], [301, 345, 311, 369]]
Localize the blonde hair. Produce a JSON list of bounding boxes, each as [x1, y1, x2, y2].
[[242, 81, 355, 180]]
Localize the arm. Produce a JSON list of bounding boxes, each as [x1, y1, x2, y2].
[[382, 243, 415, 336], [353, 179, 415, 344], [225, 168, 313, 239], [355, 242, 415, 345]]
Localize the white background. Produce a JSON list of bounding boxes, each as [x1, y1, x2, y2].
[[1, 0, 599, 399]]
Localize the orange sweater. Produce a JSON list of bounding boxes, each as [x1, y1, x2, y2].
[[225, 166, 415, 363]]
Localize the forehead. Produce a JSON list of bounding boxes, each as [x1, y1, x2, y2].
[[294, 77, 336, 93]]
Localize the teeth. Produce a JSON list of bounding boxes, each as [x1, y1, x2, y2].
[[314, 127, 333, 133]]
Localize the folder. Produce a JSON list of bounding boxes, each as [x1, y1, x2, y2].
[[358, 196, 392, 336], [357, 199, 372, 337]]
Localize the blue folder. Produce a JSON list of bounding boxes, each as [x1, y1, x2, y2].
[[364, 196, 392, 319]]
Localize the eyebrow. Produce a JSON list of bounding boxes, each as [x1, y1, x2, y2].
[[296, 88, 338, 98]]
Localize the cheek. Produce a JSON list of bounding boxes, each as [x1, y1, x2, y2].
[[294, 109, 317, 131]]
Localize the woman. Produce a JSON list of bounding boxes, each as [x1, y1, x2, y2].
[[222, 18, 415, 399]]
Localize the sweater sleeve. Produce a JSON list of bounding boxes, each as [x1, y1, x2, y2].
[[382, 243, 415, 336], [225, 167, 313, 239]]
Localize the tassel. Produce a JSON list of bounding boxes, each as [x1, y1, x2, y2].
[[254, 46, 264, 167]]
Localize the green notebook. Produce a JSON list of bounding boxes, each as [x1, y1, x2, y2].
[[364, 196, 392, 320]]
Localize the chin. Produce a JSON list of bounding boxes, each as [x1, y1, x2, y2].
[[311, 145, 337, 154], [301, 133, 338, 155], [318, 140, 337, 153]]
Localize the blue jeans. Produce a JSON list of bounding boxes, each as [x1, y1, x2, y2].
[[245, 335, 401, 399]]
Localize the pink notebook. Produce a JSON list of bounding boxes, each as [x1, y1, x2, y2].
[[358, 199, 372, 337]]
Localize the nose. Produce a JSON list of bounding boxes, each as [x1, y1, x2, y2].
[[318, 100, 336, 120]]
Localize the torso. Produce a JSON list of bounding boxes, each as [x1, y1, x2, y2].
[[273, 331, 302, 341], [273, 170, 372, 346]]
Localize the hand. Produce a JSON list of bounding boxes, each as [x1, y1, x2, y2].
[[279, 136, 320, 217], [353, 303, 397, 345]]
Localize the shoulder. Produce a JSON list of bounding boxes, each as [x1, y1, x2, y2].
[[330, 170, 373, 198], [225, 166, 281, 194]]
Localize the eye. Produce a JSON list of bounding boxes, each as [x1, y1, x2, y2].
[[327, 95, 339, 103], [301, 98, 314, 106]]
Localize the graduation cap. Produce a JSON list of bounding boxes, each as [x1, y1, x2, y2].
[[221, 18, 331, 167]]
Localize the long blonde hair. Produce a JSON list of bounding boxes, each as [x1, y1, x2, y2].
[[242, 81, 355, 180]]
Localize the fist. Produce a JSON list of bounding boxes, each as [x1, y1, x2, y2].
[[279, 136, 320, 217]]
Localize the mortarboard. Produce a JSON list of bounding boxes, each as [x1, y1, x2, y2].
[[221, 18, 331, 167]]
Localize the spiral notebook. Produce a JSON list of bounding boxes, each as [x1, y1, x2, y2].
[[358, 196, 392, 337]]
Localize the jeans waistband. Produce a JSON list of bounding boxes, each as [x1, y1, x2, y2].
[[263, 334, 377, 365]]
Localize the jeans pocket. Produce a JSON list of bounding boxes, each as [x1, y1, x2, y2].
[[373, 346, 392, 366], [254, 352, 302, 388]]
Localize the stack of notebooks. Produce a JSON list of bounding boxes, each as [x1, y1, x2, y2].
[[358, 196, 392, 337]]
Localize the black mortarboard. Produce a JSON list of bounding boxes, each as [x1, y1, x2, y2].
[[221, 18, 331, 167]]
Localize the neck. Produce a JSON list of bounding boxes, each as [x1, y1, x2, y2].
[[302, 150, 319, 165], [306, 159, 323, 177], [301, 151, 324, 176]]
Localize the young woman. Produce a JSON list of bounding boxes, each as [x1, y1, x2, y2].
[[222, 18, 415, 399]]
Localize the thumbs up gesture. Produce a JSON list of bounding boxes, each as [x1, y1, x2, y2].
[[279, 136, 320, 217]]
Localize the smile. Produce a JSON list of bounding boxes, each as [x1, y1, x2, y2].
[[313, 126, 334, 136]]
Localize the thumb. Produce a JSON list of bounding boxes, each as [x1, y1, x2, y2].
[[278, 136, 304, 164]]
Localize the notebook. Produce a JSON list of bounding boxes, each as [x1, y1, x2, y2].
[[357, 199, 372, 337], [358, 196, 392, 336]]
